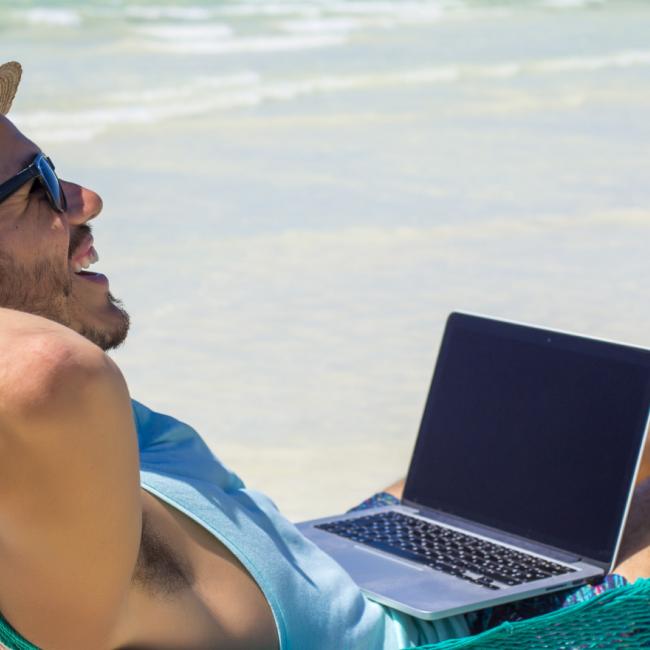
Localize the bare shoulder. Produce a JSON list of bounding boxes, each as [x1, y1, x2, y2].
[[0, 308, 116, 414], [0, 308, 141, 649]]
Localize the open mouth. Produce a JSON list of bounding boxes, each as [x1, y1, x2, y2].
[[72, 248, 99, 274], [70, 234, 106, 283]]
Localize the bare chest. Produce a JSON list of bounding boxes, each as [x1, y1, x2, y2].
[[114, 490, 279, 650]]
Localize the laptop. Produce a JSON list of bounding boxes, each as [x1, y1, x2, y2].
[[298, 312, 650, 620]]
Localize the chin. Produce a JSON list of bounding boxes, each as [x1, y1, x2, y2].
[[73, 293, 131, 351]]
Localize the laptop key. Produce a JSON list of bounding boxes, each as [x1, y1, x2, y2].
[[428, 559, 460, 574], [316, 512, 575, 589]]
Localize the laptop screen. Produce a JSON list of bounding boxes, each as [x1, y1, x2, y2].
[[404, 313, 650, 565]]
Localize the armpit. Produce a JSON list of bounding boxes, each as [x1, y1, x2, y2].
[[132, 512, 195, 598]]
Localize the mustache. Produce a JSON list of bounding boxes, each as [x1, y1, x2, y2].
[[68, 224, 93, 259]]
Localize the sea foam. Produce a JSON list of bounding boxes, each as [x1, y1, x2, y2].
[[535, 50, 650, 72], [135, 24, 234, 41], [13, 48, 650, 144], [542, 0, 604, 8], [124, 5, 213, 21], [140, 34, 348, 54], [15, 7, 82, 27]]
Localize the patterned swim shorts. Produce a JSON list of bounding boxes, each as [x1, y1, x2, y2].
[[350, 492, 627, 635]]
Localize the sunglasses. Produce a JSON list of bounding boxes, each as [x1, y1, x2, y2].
[[0, 152, 67, 213]]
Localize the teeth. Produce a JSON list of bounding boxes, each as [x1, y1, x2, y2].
[[72, 247, 99, 274]]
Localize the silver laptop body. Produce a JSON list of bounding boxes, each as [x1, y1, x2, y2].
[[298, 312, 650, 620]]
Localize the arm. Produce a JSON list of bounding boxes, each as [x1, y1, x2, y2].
[[0, 308, 141, 650], [635, 428, 650, 485], [382, 478, 405, 500], [614, 477, 650, 581]]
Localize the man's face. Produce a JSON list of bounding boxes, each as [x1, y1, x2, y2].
[[0, 116, 129, 350]]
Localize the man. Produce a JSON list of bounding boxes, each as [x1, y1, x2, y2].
[[0, 61, 647, 650]]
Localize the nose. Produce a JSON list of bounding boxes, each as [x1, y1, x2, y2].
[[60, 180, 103, 225]]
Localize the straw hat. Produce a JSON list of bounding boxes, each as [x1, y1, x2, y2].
[[0, 61, 22, 115]]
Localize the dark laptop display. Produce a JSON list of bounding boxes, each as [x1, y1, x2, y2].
[[301, 312, 650, 620], [405, 313, 650, 565]]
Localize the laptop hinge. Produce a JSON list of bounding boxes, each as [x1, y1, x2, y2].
[[401, 500, 604, 566]]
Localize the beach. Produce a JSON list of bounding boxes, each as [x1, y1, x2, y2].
[[3, 0, 650, 520]]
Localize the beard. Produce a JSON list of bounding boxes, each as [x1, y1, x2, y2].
[[75, 291, 130, 351], [0, 243, 130, 351]]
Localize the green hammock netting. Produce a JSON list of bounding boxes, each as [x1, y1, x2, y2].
[[414, 578, 650, 650], [0, 613, 38, 650], [0, 579, 648, 649]]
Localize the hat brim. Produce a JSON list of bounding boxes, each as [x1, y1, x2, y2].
[[0, 62, 22, 116]]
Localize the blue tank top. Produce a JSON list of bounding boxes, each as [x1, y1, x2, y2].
[[134, 400, 470, 649], [0, 400, 470, 649]]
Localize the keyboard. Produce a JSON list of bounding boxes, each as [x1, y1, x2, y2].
[[316, 511, 575, 590]]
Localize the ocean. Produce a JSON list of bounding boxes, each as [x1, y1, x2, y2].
[[2, 0, 649, 519]]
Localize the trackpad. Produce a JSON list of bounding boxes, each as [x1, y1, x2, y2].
[[334, 544, 479, 612]]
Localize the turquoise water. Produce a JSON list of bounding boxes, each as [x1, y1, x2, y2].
[[3, 0, 650, 518]]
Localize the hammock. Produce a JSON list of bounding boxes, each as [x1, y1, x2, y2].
[[415, 578, 650, 650]]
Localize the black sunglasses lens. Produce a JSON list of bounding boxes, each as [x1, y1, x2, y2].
[[36, 155, 66, 212]]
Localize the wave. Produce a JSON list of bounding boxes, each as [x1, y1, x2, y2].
[[312, 1, 446, 18], [209, 3, 353, 18], [123, 5, 213, 21], [71, 0, 498, 23], [135, 24, 234, 41], [13, 48, 650, 143], [278, 17, 369, 34], [535, 50, 650, 72], [13, 7, 82, 27], [105, 73, 261, 104], [139, 33, 348, 54], [276, 9, 447, 35], [12, 73, 264, 142], [189, 1, 485, 25], [5, 0, 619, 32], [117, 0, 508, 29], [542, 0, 605, 8], [9, 71, 399, 142], [397, 49, 650, 83]]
